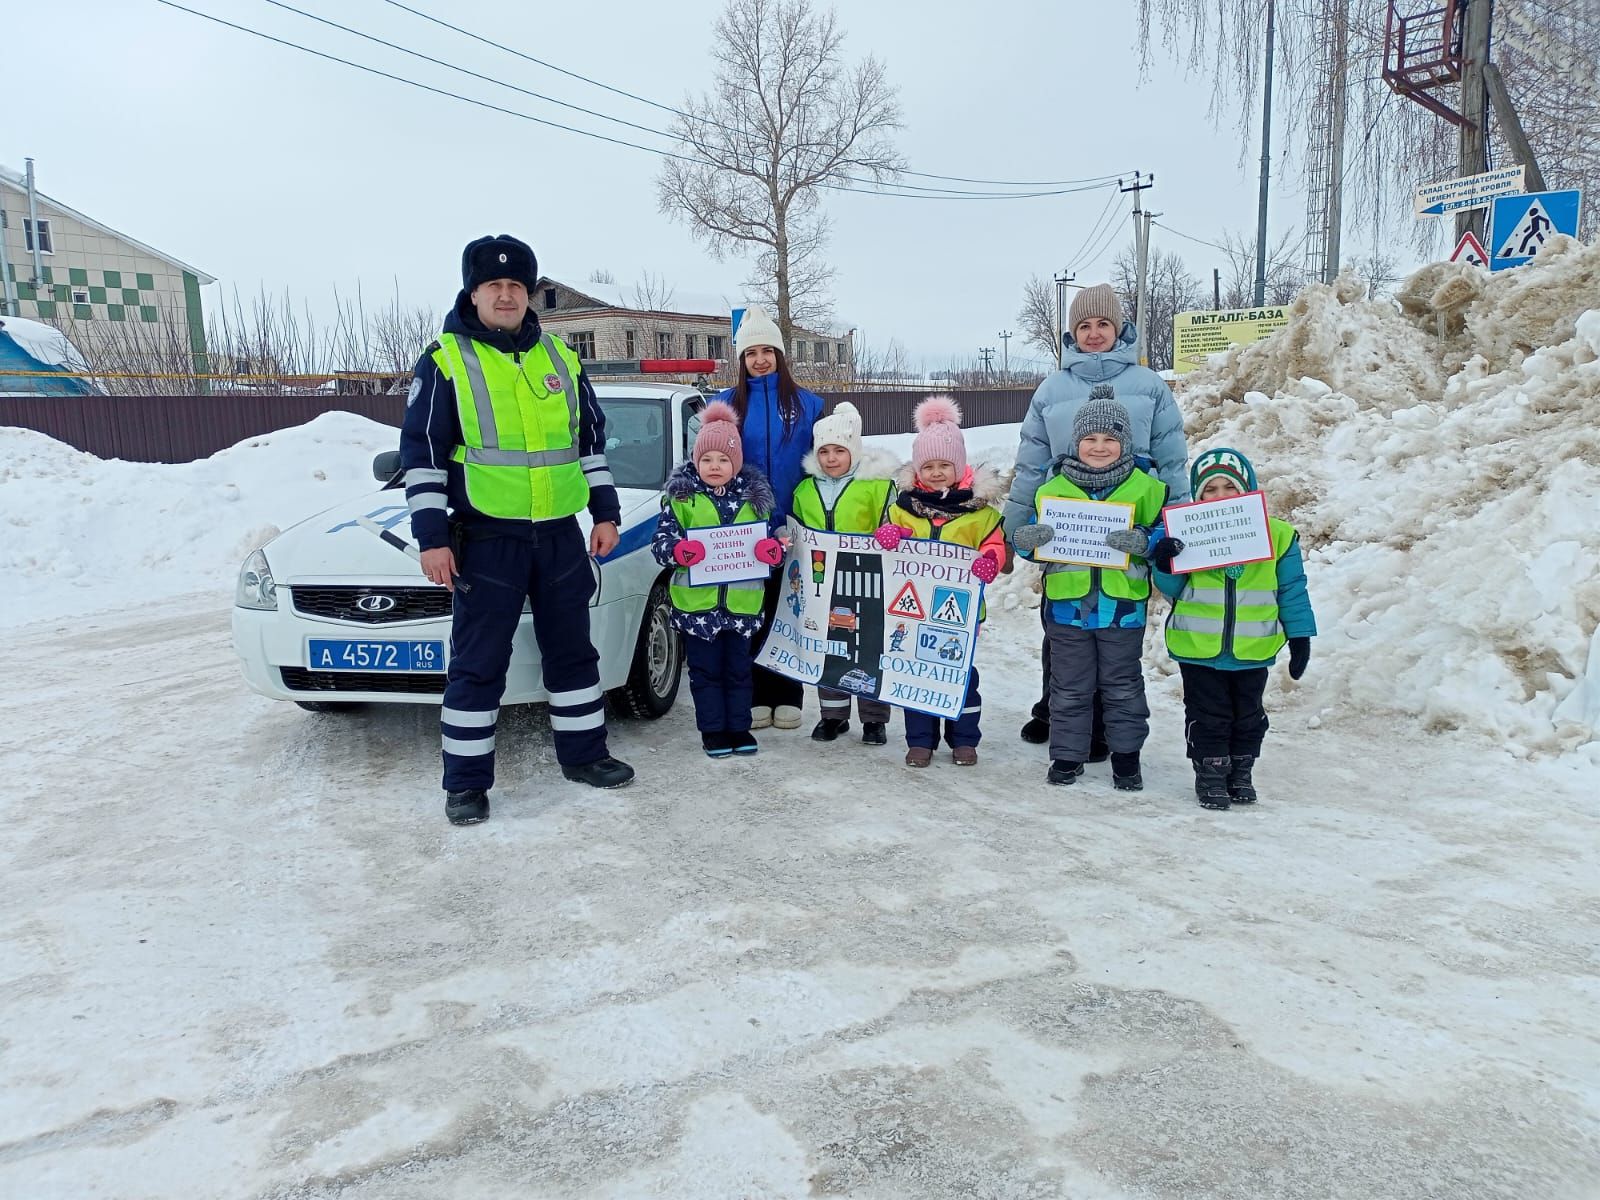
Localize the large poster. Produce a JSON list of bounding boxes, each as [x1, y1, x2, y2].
[[755, 522, 984, 719]]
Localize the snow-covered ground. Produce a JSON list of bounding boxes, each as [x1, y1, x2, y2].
[[3, 241, 1599, 1196]]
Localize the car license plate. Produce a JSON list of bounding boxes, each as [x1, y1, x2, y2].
[[307, 639, 445, 672]]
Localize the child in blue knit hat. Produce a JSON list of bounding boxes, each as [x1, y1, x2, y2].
[[1152, 448, 1317, 810]]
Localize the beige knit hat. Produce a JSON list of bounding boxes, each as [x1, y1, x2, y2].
[[1068, 283, 1125, 337], [812, 401, 863, 467], [733, 305, 785, 358]]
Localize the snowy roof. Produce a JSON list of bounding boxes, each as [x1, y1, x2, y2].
[[0, 314, 91, 372], [0, 163, 216, 285], [543, 276, 851, 339]]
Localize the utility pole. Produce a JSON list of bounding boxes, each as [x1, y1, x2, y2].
[[1213, 268, 1222, 310], [978, 347, 995, 383], [1254, 0, 1277, 308], [997, 330, 1012, 378], [1457, 0, 1493, 242], [1324, 1, 1348, 283], [1052, 269, 1074, 369], [1120, 172, 1155, 365]]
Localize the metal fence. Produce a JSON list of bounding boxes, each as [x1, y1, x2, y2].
[[0, 387, 1035, 464]]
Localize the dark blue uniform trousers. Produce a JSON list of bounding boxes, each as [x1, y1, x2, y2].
[[903, 667, 982, 749], [440, 518, 608, 791], [683, 630, 754, 733]]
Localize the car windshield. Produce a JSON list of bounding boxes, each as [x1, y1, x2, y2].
[[596, 397, 671, 491]]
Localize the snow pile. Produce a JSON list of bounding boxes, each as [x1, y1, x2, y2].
[[0, 412, 398, 627], [1180, 233, 1600, 752]]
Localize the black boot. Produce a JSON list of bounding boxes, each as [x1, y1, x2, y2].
[[1228, 755, 1258, 804], [1047, 759, 1084, 785], [811, 717, 850, 741], [861, 721, 887, 745], [561, 756, 636, 788], [1088, 741, 1111, 764], [1021, 696, 1050, 744], [727, 729, 759, 756], [1110, 751, 1143, 791], [1195, 756, 1232, 810], [445, 788, 489, 825], [702, 731, 732, 759]]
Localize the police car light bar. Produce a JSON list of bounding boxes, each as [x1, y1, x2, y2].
[[584, 358, 718, 376]]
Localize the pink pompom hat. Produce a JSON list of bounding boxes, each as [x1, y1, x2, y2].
[[910, 395, 967, 481]]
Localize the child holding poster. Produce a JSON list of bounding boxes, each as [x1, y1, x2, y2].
[[1010, 395, 1171, 790], [652, 401, 783, 759], [792, 401, 900, 746], [1153, 448, 1316, 810], [874, 397, 1007, 767]]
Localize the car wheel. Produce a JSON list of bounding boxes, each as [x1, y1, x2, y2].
[[294, 700, 365, 713], [610, 579, 682, 719]]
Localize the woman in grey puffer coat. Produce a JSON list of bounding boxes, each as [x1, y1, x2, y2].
[[1001, 283, 1190, 749]]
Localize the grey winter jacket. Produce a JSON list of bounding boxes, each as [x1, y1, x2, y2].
[[1001, 322, 1189, 533]]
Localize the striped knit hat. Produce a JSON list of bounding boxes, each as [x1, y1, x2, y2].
[[1190, 447, 1257, 495]]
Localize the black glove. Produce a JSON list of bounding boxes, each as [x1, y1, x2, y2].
[[1288, 637, 1311, 680], [1151, 536, 1185, 572]]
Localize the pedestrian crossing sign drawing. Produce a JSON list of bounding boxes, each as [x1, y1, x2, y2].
[[928, 587, 970, 627], [888, 580, 925, 620], [1489, 189, 1581, 271]]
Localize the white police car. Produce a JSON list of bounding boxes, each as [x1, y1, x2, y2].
[[231, 382, 706, 717]]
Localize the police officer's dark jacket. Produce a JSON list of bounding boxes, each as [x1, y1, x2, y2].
[[399, 292, 621, 551]]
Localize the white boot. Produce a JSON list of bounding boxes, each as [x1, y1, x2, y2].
[[750, 706, 774, 729], [773, 704, 803, 730]]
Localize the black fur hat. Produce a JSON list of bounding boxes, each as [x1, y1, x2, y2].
[[461, 234, 538, 294]]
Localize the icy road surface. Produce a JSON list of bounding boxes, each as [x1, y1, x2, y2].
[[2, 593, 1598, 1199]]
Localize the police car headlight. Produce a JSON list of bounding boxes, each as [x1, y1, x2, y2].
[[235, 549, 278, 611]]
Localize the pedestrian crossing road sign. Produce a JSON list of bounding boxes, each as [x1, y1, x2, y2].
[[1489, 189, 1581, 271], [929, 587, 970, 627]]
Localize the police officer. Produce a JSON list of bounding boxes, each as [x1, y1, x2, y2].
[[400, 234, 635, 825]]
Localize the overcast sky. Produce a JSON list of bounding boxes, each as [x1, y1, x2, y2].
[[14, 0, 1441, 368]]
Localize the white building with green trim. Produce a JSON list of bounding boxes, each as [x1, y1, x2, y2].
[[0, 162, 214, 371]]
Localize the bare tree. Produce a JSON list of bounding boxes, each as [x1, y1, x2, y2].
[[588, 268, 617, 285], [1134, 1, 1600, 244], [1209, 228, 1304, 309], [1017, 275, 1059, 360], [1344, 247, 1399, 298], [1111, 245, 1208, 372], [658, 0, 903, 343]]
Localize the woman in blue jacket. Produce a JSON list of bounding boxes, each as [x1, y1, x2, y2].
[[717, 305, 825, 729], [1002, 284, 1191, 752]]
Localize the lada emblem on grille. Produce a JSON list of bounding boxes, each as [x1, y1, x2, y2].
[[355, 594, 398, 613]]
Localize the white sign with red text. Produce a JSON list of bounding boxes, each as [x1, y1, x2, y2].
[[686, 520, 770, 586]]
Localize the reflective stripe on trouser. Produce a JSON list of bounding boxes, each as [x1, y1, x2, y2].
[[1045, 623, 1149, 763], [904, 666, 982, 749], [817, 686, 890, 724], [440, 518, 605, 790], [684, 629, 754, 733], [1179, 662, 1270, 760]]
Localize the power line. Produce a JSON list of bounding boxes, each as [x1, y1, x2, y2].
[[1151, 220, 1308, 278], [158, 0, 1128, 202], [377, 0, 1133, 190]]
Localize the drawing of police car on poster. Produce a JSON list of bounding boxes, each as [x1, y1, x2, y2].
[[231, 382, 708, 718]]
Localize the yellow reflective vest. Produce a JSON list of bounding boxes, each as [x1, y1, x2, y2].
[[1033, 469, 1167, 601], [667, 492, 768, 616], [792, 475, 892, 534], [433, 331, 588, 521], [1164, 517, 1298, 661]]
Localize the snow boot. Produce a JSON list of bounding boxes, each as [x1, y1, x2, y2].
[[1195, 756, 1232, 810], [1088, 740, 1111, 764], [862, 721, 887, 745], [445, 788, 489, 826], [811, 717, 850, 742], [728, 729, 759, 756], [1020, 716, 1050, 744], [1227, 755, 1258, 804], [702, 731, 733, 759], [1047, 760, 1085, 785], [905, 746, 933, 768], [1110, 751, 1143, 791], [561, 757, 636, 789]]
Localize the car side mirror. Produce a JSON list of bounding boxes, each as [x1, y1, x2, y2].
[[372, 450, 402, 482]]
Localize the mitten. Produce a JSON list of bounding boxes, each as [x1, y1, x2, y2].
[[1151, 536, 1185, 573], [1288, 637, 1311, 680], [673, 539, 706, 567], [754, 537, 784, 566], [874, 522, 911, 551], [1012, 523, 1054, 552], [1104, 525, 1152, 557], [970, 550, 999, 584]]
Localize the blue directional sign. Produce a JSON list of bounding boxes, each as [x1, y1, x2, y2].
[[1489, 189, 1582, 271]]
